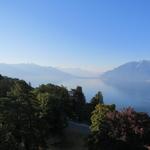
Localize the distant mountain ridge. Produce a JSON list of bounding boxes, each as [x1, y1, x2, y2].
[[101, 60, 150, 82], [58, 67, 98, 78], [0, 63, 74, 86]]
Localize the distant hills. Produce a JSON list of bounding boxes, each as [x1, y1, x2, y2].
[[101, 60, 150, 82], [0, 63, 74, 86], [1, 60, 150, 87], [0, 63, 98, 86], [58, 67, 98, 78]]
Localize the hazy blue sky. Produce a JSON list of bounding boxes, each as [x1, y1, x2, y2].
[[0, 0, 150, 71]]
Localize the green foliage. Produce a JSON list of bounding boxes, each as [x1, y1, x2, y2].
[[0, 75, 19, 97], [90, 91, 103, 106], [0, 79, 68, 149], [0, 81, 42, 150], [1, 74, 150, 150], [90, 104, 115, 132], [69, 86, 86, 121], [9, 80, 32, 97], [45, 95, 67, 134], [84, 91, 104, 123], [88, 107, 150, 150], [34, 84, 68, 134], [34, 84, 71, 117]]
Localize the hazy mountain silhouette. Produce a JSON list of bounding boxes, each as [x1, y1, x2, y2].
[[101, 60, 150, 82], [0, 63, 74, 86], [58, 67, 98, 78]]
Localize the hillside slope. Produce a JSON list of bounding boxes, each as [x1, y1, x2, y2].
[[0, 63, 74, 86], [101, 60, 150, 82]]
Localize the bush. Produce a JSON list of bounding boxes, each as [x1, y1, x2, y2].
[[88, 107, 150, 150]]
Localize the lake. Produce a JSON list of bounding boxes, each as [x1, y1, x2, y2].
[[53, 78, 150, 114]]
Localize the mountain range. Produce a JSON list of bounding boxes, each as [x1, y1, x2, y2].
[[58, 67, 98, 78], [0, 63, 75, 86], [1, 60, 150, 87], [0, 63, 99, 86], [101, 60, 150, 82]]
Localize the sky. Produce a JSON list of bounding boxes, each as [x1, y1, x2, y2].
[[0, 0, 150, 72]]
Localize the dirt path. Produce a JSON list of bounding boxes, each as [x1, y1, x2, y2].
[[47, 121, 90, 150]]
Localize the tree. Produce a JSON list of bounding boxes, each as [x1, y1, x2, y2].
[[85, 91, 104, 123], [0, 75, 18, 97], [44, 95, 67, 135], [34, 84, 71, 118], [34, 84, 68, 138], [0, 80, 44, 150], [70, 86, 86, 121], [90, 104, 115, 132], [90, 91, 104, 106], [88, 107, 150, 150]]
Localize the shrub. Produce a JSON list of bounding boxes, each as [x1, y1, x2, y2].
[[88, 107, 150, 150]]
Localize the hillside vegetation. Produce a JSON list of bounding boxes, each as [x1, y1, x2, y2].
[[0, 75, 150, 150]]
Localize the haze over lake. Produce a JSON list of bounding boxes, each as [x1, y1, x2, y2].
[[53, 78, 150, 114], [0, 62, 150, 114]]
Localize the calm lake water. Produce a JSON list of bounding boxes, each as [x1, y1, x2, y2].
[[53, 78, 150, 114]]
